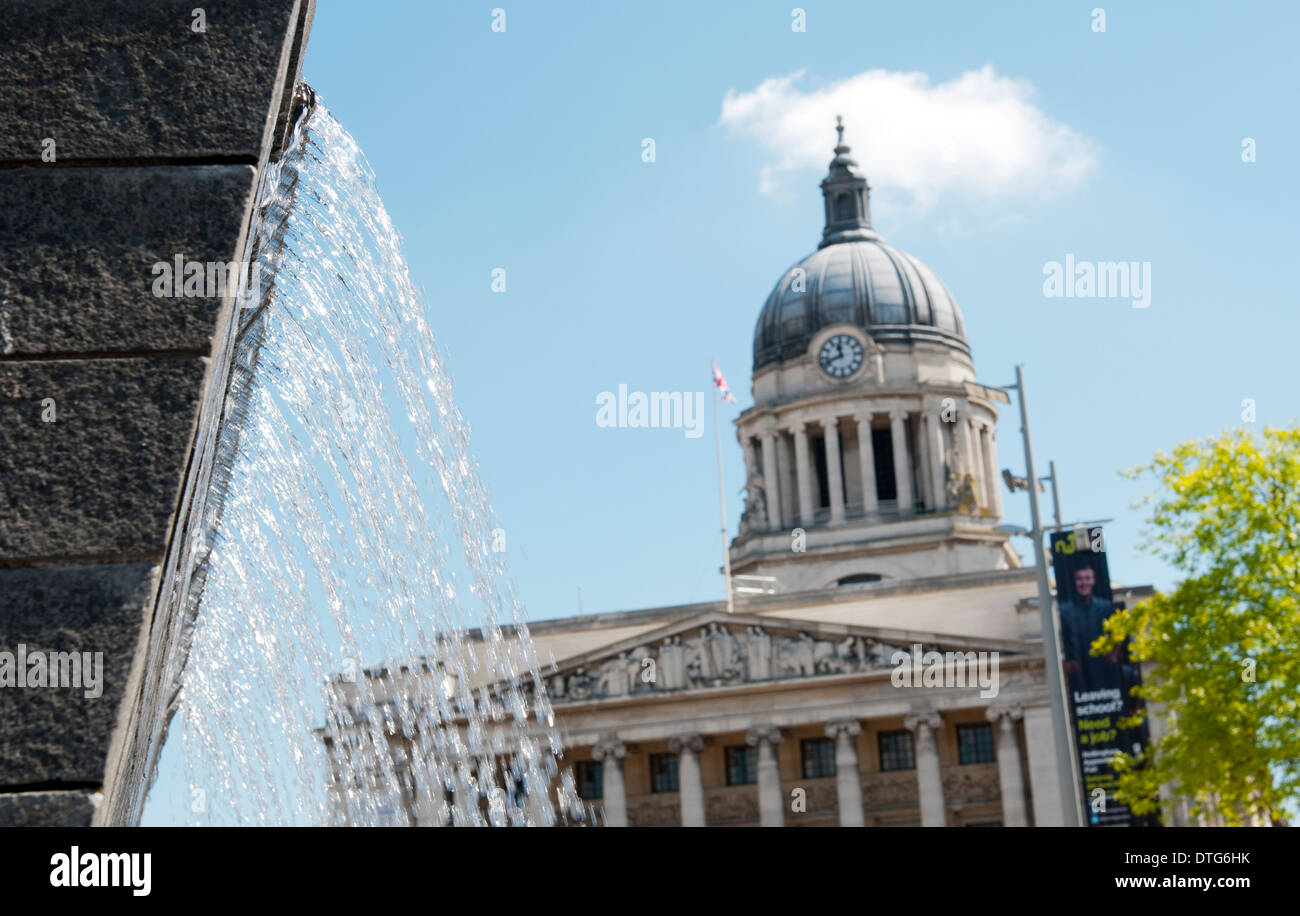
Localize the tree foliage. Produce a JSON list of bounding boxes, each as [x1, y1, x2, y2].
[[1098, 425, 1300, 825]]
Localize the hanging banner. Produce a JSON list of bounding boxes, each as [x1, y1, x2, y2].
[[1051, 526, 1153, 827]]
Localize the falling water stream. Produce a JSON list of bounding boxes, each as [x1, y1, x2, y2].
[[142, 91, 580, 826]]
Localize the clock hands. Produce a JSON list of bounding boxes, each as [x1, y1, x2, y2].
[[822, 336, 862, 377]]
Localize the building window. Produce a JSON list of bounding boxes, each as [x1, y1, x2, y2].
[[725, 746, 757, 786], [958, 723, 996, 764], [837, 573, 883, 587], [801, 737, 836, 779], [650, 753, 679, 793], [575, 760, 602, 800], [879, 730, 915, 771]]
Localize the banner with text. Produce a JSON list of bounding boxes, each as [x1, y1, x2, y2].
[[1051, 526, 1153, 827]]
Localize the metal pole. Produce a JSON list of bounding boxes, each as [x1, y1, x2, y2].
[[1015, 365, 1084, 826], [712, 384, 735, 614], [1049, 460, 1063, 530]]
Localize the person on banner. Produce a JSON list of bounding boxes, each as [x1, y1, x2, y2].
[[1057, 566, 1120, 690]]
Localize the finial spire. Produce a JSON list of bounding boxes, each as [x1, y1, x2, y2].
[[819, 115, 876, 247]]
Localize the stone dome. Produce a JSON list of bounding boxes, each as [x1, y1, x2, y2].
[[752, 118, 969, 371], [752, 239, 968, 370]]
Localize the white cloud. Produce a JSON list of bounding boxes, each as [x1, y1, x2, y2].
[[718, 65, 1096, 212]]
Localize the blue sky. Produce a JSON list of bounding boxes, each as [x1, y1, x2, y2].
[[302, 1, 1299, 619]]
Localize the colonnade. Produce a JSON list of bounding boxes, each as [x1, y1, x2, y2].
[[590, 705, 1030, 827], [742, 401, 1003, 531]]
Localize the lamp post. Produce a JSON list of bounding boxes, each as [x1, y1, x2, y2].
[[1045, 461, 1062, 530], [998, 364, 1085, 827]]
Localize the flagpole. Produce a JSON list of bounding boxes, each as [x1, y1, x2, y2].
[[712, 380, 735, 614]]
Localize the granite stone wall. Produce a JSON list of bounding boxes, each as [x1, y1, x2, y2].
[[0, 0, 315, 826]]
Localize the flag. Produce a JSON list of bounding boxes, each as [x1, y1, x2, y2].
[[711, 360, 737, 404]]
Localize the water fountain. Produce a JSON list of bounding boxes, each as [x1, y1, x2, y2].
[[138, 90, 580, 826]]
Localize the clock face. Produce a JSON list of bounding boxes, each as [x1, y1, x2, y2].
[[818, 334, 865, 379]]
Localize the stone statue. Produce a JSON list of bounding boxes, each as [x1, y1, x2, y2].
[[795, 632, 817, 676], [738, 472, 768, 536], [813, 638, 838, 673], [847, 636, 868, 670], [744, 626, 773, 681], [599, 653, 630, 697], [628, 652, 645, 692], [688, 629, 714, 682], [629, 645, 652, 691], [658, 636, 687, 689], [859, 638, 885, 669], [704, 623, 742, 683], [773, 631, 816, 677], [567, 667, 592, 701], [945, 444, 979, 513], [876, 642, 907, 668], [945, 443, 964, 503], [835, 635, 868, 671]]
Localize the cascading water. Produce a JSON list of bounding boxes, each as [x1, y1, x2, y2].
[[142, 89, 583, 826]]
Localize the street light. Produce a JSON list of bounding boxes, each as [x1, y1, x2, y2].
[[996, 364, 1086, 828]]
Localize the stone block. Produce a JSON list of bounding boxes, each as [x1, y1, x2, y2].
[[0, 358, 208, 560], [0, 791, 96, 827], [0, 165, 257, 355], [0, 0, 304, 163], [0, 562, 157, 786]]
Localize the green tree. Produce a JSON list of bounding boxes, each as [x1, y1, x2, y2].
[[1098, 425, 1300, 825]]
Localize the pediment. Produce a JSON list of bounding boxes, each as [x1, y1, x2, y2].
[[540, 610, 1032, 704]]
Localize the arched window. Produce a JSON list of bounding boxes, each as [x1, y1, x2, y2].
[[837, 573, 883, 587], [834, 193, 854, 221]]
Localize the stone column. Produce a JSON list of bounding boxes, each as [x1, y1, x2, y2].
[[760, 430, 782, 529], [855, 413, 877, 514], [823, 416, 845, 524], [956, 410, 975, 511], [669, 733, 705, 827], [888, 409, 912, 512], [983, 426, 1004, 519], [968, 419, 988, 511], [591, 737, 628, 827], [1021, 704, 1064, 826], [986, 705, 1029, 826], [742, 436, 759, 488], [792, 423, 815, 526], [777, 433, 794, 528], [926, 409, 947, 511], [826, 719, 864, 827], [904, 712, 946, 826], [976, 423, 992, 513], [915, 411, 932, 508], [747, 726, 785, 827]]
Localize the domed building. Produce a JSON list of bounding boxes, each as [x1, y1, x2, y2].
[[331, 122, 1156, 828], [731, 119, 1018, 591]]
